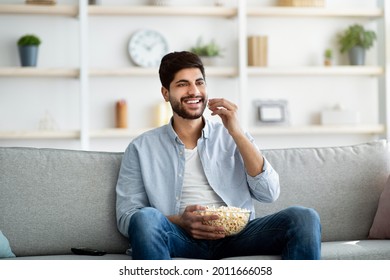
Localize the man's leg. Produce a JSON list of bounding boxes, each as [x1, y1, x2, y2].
[[212, 206, 321, 260], [128, 207, 209, 260]]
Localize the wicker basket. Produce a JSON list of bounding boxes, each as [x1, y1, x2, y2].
[[278, 0, 325, 7]]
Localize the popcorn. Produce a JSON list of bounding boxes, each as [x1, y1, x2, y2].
[[195, 206, 251, 236]]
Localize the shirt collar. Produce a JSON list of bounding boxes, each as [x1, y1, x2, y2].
[[201, 117, 210, 139], [166, 117, 210, 144]]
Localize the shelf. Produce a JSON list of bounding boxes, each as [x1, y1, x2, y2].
[[247, 66, 384, 76], [249, 124, 385, 135], [90, 128, 154, 139], [0, 4, 78, 17], [88, 5, 237, 18], [247, 7, 383, 18], [90, 67, 238, 78], [1, 124, 384, 140], [3, 4, 380, 19], [0, 130, 80, 140], [0, 67, 79, 78], [0, 67, 237, 78]]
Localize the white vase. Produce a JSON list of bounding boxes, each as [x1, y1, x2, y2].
[[200, 56, 218, 66]]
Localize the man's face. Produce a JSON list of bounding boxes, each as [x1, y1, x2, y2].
[[162, 68, 207, 120]]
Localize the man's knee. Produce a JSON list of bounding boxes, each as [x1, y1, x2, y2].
[[128, 207, 165, 236], [284, 206, 321, 228]]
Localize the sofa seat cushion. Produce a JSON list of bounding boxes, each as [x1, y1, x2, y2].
[[321, 240, 390, 260]]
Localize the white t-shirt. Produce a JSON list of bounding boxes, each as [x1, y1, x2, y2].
[[179, 147, 226, 213]]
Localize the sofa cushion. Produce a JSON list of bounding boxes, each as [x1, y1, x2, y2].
[[369, 175, 390, 239], [0, 147, 129, 257], [321, 240, 390, 260], [259, 140, 389, 242], [0, 230, 15, 258]]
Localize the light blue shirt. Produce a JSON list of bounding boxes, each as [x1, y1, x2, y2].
[[116, 119, 280, 237]]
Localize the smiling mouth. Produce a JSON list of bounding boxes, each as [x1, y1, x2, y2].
[[186, 99, 201, 104], [183, 97, 203, 104]]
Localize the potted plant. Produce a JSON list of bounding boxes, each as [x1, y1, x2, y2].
[[338, 24, 376, 65], [17, 34, 41, 67], [190, 37, 223, 65], [324, 48, 333, 66]]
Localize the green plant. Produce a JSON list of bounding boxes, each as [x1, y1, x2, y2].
[[324, 48, 333, 59], [17, 34, 41, 46], [190, 37, 222, 57], [338, 24, 376, 53]]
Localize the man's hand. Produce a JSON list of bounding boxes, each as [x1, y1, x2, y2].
[[208, 98, 243, 137], [168, 205, 225, 240]]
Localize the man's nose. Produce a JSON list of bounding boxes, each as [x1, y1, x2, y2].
[[188, 83, 200, 95]]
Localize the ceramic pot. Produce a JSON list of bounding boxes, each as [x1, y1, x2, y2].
[[18, 45, 38, 67], [89, 0, 102, 4], [348, 46, 365, 65], [200, 56, 219, 66]]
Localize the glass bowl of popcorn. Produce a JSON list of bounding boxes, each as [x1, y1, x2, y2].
[[195, 206, 251, 236]]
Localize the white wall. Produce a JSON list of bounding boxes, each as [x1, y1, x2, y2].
[[0, 0, 385, 152]]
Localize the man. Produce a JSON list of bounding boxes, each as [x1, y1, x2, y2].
[[116, 51, 321, 260]]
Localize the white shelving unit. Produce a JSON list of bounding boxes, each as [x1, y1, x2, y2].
[[0, 2, 83, 145], [241, 0, 388, 140], [0, 0, 388, 149]]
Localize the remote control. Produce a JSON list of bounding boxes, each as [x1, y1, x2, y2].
[[71, 247, 106, 256]]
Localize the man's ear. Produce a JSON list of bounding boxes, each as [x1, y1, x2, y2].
[[161, 86, 169, 102]]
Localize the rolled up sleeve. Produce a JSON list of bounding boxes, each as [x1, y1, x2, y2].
[[246, 156, 280, 203]]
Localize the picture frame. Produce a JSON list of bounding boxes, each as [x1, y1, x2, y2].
[[254, 99, 289, 125]]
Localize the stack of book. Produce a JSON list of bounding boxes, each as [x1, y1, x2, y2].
[[26, 0, 57, 5], [247, 36, 268, 67]]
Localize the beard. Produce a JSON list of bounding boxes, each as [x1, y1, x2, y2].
[[169, 95, 207, 120]]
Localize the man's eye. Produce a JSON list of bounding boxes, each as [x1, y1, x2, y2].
[[177, 83, 187, 87]]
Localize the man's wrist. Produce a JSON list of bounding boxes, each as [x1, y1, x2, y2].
[[167, 214, 181, 226]]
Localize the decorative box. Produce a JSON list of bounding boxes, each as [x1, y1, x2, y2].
[[321, 110, 360, 125], [278, 0, 325, 7]]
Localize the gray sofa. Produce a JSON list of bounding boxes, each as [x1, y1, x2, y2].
[[1, 140, 389, 260]]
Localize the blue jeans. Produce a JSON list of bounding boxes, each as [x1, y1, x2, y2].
[[128, 206, 321, 260]]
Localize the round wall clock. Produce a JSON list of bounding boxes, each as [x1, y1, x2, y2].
[[128, 29, 169, 68]]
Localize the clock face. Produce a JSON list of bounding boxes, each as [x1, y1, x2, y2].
[[128, 29, 169, 68]]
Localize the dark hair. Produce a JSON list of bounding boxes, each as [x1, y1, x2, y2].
[[159, 51, 205, 90]]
